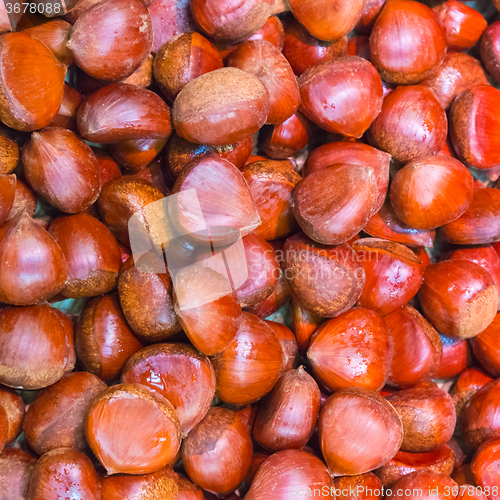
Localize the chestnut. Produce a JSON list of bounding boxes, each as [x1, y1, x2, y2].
[[122, 343, 215, 436], [334, 473, 384, 500], [0, 32, 65, 131], [190, 0, 274, 45], [211, 312, 284, 405], [471, 436, 500, 498], [368, 85, 448, 163], [101, 466, 179, 500], [118, 253, 182, 343], [282, 12, 347, 76], [386, 384, 456, 453], [253, 366, 320, 452], [75, 293, 144, 381], [78, 83, 172, 144], [0, 174, 15, 227], [154, 31, 223, 102], [228, 40, 299, 125], [264, 321, 298, 372], [0, 448, 36, 500], [370, 0, 447, 84], [481, 22, 500, 84], [434, 335, 471, 380], [353, 239, 424, 315], [0, 132, 19, 175], [68, 0, 153, 81], [109, 137, 168, 172], [243, 160, 301, 241], [450, 86, 500, 170], [357, 0, 386, 34], [23, 372, 106, 455], [0, 304, 73, 390], [418, 260, 498, 339], [0, 386, 24, 445], [390, 155, 474, 230], [86, 383, 181, 475], [298, 56, 383, 138], [308, 307, 392, 392], [386, 470, 457, 500], [282, 233, 365, 318], [290, 298, 323, 353], [375, 445, 455, 487], [293, 164, 378, 245], [287, 0, 365, 41], [319, 388, 403, 476], [182, 407, 252, 496], [470, 313, 500, 377], [27, 448, 100, 500], [172, 67, 269, 146], [421, 53, 488, 110], [245, 449, 332, 500], [439, 188, 500, 246], [383, 305, 442, 389], [248, 15, 284, 49]]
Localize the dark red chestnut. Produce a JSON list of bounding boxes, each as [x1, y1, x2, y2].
[[0, 448, 36, 500]]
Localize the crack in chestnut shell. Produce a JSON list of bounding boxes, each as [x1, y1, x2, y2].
[[0, 212, 68, 305], [85, 383, 182, 475], [172, 67, 270, 146], [68, 0, 153, 82], [307, 307, 393, 392], [370, 0, 447, 85], [118, 253, 182, 343], [27, 448, 101, 500], [182, 407, 252, 496], [245, 449, 332, 500], [122, 343, 216, 436], [318, 387, 404, 476], [0, 448, 36, 500], [23, 371, 106, 456], [228, 39, 299, 125], [101, 465, 179, 500], [190, 0, 274, 45], [299, 56, 383, 138], [0, 32, 66, 132]]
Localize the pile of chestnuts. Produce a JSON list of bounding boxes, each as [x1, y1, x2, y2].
[[1, 0, 500, 498]]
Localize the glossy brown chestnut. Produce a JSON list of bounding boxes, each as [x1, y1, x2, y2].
[[287, 0, 365, 41], [211, 312, 284, 405], [368, 85, 448, 163], [386, 384, 456, 453], [439, 188, 500, 245], [282, 233, 365, 317], [27, 448, 100, 500], [48, 213, 121, 298], [319, 387, 403, 476], [154, 31, 223, 102], [421, 53, 488, 110], [370, 0, 447, 84], [418, 260, 498, 339], [248, 15, 284, 49], [86, 383, 181, 475], [386, 470, 457, 500], [228, 40, 299, 125], [433, 0, 487, 51], [470, 313, 500, 377], [0, 386, 23, 444], [0, 32, 65, 131], [471, 436, 500, 499], [110, 137, 168, 172], [75, 293, 144, 381], [353, 239, 424, 315], [390, 155, 474, 230], [245, 449, 332, 500], [434, 335, 471, 380], [0, 213, 67, 305], [118, 253, 182, 343], [462, 379, 500, 451], [174, 266, 242, 356], [481, 22, 500, 84], [264, 321, 298, 372], [299, 56, 383, 138], [308, 308, 392, 392], [253, 366, 319, 452], [122, 343, 215, 436], [375, 445, 455, 487], [68, 0, 153, 81], [290, 298, 323, 353], [0, 174, 15, 227], [23, 371, 106, 455], [450, 86, 500, 170], [334, 473, 384, 500], [172, 67, 269, 146], [0, 448, 36, 500], [293, 163, 378, 245], [46, 84, 82, 132], [78, 84, 172, 144], [170, 155, 260, 245], [357, 0, 385, 34], [182, 407, 252, 495], [383, 305, 442, 389], [282, 13, 347, 76]]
